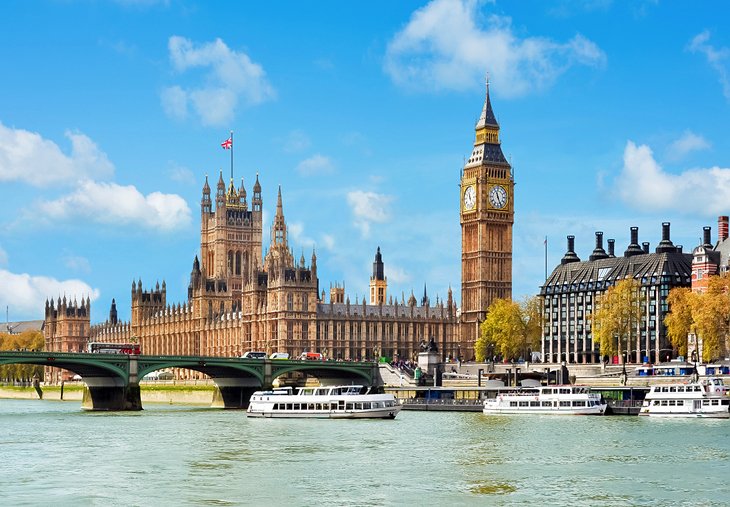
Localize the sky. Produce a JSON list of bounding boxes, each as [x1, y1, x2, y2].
[[1, 0, 730, 323]]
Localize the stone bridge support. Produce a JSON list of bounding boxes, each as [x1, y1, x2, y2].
[[81, 379, 142, 411], [211, 377, 265, 409]]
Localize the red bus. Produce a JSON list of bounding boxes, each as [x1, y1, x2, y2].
[[87, 342, 141, 354]]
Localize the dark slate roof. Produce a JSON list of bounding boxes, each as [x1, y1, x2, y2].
[[475, 88, 499, 129], [541, 250, 692, 294], [466, 142, 508, 166]]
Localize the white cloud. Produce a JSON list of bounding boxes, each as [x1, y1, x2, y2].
[[0, 123, 114, 186], [36, 180, 192, 231], [385, 262, 411, 284], [321, 234, 335, 250], [688, 31, 730, 100], [666, 131, 710, 162], [614, 140, 730, 215], [284, 130, 311, 153], [288, 222, 316, 250], [168, 163, 196, 184], [0, 269, 99, 320], [63, 253, 92, 274], [384, 0, 606, 95], [346, 190, 393, 237], [162, 36, 275, 126], [296, 154, 335, 176]]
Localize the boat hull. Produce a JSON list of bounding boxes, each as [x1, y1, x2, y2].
[[247, 406, 401, 419], [483, 405, 607, 416]]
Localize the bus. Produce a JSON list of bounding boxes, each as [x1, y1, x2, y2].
[[87, 342, 141, 354]]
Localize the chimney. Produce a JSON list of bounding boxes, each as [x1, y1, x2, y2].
[[676, 245, 683, 253], [561, 235, 580, 265], [607, 239, 615, 257], [703, 226, 712, 248], [589, 231, 609, 261], [718, 216, 728, 242], [624, 226, 643, 257], [642, 242, 650, 254], [655, 222, 675, 253]]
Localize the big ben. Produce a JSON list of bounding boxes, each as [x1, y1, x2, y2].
[[460, 80, 514, 359]]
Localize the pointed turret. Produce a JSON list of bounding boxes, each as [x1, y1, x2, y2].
[[216, 170, 226, 208], [466, 75, 508, 166], [276, 185, 283, 216], [421, 283, 429, 306], [475, 78, 499, 129], [252, 173, 262, 212], [109, 298, 118, 325], [239, 177, 247, 210]]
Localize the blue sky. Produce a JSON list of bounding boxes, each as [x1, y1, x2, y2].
[[1, 0, 729, 322]]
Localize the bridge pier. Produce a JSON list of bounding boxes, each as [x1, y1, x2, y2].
[[81, 380, 142, 411], [211, 378, 263, 409]]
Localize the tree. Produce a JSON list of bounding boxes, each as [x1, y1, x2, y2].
[[692, 274, 730, 361], [592, 279, 642, 361], [664, 287, 695, 357], [0, 330, 45, 382], [475, 297, 543, 362]]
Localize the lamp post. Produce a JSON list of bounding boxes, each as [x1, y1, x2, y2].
[[691, 349, 699, 381], [621, 351, 627, 386]]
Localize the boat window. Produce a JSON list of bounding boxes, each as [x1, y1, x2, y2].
[[703, 400, 709, 405], [677, 386, 685, 392], [661, 387, 669, 392], [712, 400, 719, 405], [661, 401, 668, 406], [308, 403, 315, 410], [510, 401, 518, 407], [668, 400, 675, 406], [669, 387, 676, 392], [346, 403, 354, 410], [559, 389, 570, 394], [559, 401, 570, 407], [542, 401, 551, 407], [543, 389, 553, 395], [653, 401, 659, 406], [572, 401, 586, 407], [676, 400, 684, 406], [530, 401, 540, 407], [519, 401, 529, 407], [722, 400, 729, 405]]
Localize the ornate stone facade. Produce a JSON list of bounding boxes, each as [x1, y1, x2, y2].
[[44, 171, 459, 374]]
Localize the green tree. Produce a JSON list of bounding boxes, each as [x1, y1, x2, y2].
[[664, 287, 695, 357], [593, 279, 642, 360], [475, 297, 543, 362]]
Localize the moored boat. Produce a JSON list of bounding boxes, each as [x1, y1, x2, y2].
[[247, 385, 402, 419], [483, 385, 607, 415], [638, 377, 730, 418]]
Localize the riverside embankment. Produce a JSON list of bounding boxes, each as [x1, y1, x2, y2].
[[0, 382, 216, 405]]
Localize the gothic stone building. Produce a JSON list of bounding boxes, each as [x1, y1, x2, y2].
[[44, 172, 458, 382]]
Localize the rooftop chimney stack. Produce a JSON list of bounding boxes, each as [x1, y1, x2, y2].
[[561, 235, 580, 265], [642, 242, 650, 254], [703, 226, 712, 247], [624, 226, 643, 257], [589, 231, 609, 261], [719, 216, 728, 242], [656, 222, 676, 253], [607, 239, 615, 257]]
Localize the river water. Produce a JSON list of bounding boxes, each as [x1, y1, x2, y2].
[[1, 399, 729, 506]]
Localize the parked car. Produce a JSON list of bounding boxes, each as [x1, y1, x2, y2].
[[270, 352, 290, 360]]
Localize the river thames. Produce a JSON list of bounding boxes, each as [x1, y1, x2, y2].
[[1, 399, 729, 506]]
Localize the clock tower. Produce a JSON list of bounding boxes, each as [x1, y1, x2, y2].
[[460, 81, 514, 359]]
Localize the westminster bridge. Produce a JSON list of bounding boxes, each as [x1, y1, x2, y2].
[[0, 351, 381, 411]]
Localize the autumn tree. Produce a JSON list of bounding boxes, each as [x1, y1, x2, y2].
[[592, 279, 642, 361], [475, 296, 543, 362], [664, 287, 695, 357], [692, 274, 730, 361], [0, 330, 45, 382]]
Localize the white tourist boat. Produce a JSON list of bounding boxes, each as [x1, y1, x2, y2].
[[639, 377, 730, 418], [483, 385, 607, 415], [247, 385, 402, 419]]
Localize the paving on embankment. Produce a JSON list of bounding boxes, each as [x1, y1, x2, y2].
[[0, 384, 216, 405]]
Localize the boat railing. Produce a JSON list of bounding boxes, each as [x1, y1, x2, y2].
[[397, 397, 484, 406]]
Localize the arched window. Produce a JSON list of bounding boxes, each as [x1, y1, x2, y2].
[[287, 293, 293, 311], [235, 252, 241, 275]]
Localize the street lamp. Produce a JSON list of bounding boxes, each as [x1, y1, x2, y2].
[[621, 351, 627, 386], [691, 349, 699, 381]]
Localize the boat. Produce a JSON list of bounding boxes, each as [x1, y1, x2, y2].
[[638, 377, 730, 418], [246, 385, 402, 419], [482, 385, 607, 415]]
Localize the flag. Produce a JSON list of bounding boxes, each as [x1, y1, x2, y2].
[[221, 137, 232, 150]]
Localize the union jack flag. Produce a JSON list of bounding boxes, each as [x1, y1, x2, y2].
[[221, 137, 232, 149]]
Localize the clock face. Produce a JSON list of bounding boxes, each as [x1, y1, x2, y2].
[[489, 185, 508, 209], [463, 185, 476, 211]]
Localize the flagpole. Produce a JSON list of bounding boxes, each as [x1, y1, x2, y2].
[[545, 236, 547, 282], [230, 130, 234, 181]]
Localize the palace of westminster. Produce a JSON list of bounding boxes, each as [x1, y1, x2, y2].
[[42, 84, 515, 378], [44, 83, 724, 379]]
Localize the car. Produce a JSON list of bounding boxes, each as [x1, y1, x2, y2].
[[299, 352, 323, 361], [242, 351, 268, 359], [270, 352, 290, 360]]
